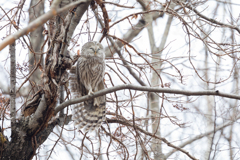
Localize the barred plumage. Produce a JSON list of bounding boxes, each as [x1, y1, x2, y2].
[[70, 41, 106, 132]]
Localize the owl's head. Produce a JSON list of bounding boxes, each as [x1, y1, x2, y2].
[[81, 41, 105, 59]]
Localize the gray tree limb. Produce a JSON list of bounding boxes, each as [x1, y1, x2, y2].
[[10, 41, 16, 134], [55, 84, 240, 114]]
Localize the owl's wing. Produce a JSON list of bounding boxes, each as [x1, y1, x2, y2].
[[70, 65, 86, 129], [69, 65, 81, 97]]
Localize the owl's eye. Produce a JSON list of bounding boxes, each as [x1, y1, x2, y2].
[[89, 48, 94, 52]]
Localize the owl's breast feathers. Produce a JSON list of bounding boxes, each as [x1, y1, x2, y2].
[[78, 56, 105, 89]]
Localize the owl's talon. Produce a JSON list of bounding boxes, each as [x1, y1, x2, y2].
[[88, 89, 94, 95], [88, 91, 94, 95]]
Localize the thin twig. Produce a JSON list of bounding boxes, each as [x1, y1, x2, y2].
[[107, 118, 198, 160], [102, 1, 134, 8]]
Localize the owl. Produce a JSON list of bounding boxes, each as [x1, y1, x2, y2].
[[70, 41, 106, 132]]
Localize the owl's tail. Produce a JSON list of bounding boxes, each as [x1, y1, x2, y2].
[[72, 101, 106, 132]]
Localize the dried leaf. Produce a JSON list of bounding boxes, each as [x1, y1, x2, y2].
[[131, 14, 138, 20], [12, 20, 16, 25]]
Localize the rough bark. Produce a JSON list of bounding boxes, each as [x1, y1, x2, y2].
[[1, 117, 59, 160], [10, 41, 16, 133]]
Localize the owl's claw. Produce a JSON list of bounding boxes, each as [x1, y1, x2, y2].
[[88, 89, 94, 95]]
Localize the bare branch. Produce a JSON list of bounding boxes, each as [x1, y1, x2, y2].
[[10, 41, 16, 132], [102, 1, 134, 9], [165, 120, 237, 158], [0, 0, 90, 51], [105, 11, 164, 57], [184, 2, 240, 34], [55, 84, 240, 114], [107, 118, 198, 160], [27, 94, 47, 135]]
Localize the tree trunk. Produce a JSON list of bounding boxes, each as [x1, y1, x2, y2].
[[1, 119, 58, 160], [28, 0, 45, 84], [149, 14, 174, 160]]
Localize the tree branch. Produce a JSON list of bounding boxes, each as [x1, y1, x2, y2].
[[107, 118, 198, 160], [184, 2, 240, 34], [54, 84, 240, 114], [10, 41, 16, 133], [105, 11, 164, 57], [0, 0, 90, 51], [27, 94, 47, 135], [102, 1, 134, 9], [165, 119, 237, 158]]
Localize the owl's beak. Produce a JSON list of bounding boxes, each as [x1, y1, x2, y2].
[[94, 51, 97, 55]]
